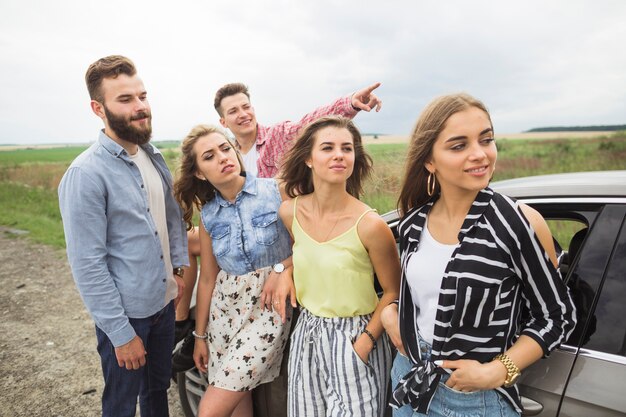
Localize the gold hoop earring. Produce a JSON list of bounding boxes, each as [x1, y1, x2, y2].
[[427, 172, 436, 197]]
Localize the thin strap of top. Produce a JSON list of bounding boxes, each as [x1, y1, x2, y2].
[[292, 195, 376, 243]]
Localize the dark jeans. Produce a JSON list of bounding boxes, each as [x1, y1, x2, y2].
[[95, 301, 175, 417]]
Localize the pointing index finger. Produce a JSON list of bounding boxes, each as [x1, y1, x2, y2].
[[363, 82, 381, 94]]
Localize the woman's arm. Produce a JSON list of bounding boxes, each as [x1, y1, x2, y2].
[[380, 302, 406, 356], [354, 213, 401, 362], [192, 221, 220, 374], [441, 203, 575, 391], [441, 335, 543, 391], [264, 199, 297, 323], [519, 203, 558, 267]]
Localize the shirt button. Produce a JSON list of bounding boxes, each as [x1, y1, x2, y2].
[[162, 279, 166, 282], [147, 208, 150, 212], [129, 162, 134, 166], [154, 231, 158, 235], [141, 184, 144, 188], [160, 255, 163, 259]]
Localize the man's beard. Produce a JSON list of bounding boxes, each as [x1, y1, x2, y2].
[[104, 106, 152, 145]]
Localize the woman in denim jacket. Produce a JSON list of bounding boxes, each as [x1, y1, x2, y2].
[[174, 124, 293, 417]]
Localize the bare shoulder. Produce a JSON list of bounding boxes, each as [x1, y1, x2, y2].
[[519, 203, 549, 233], [276, 179, 289, 201], [279, 198, 295, 229], [519, 203, 558, 263], [357, 207, 394, 246]]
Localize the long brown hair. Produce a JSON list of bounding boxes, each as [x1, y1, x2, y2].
[[279, 116, 373, 198], [173, 124, 246, 230], [397, 93, 492, 216]]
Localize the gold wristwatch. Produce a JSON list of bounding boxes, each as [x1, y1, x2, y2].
[[493, 353, 521, 388]]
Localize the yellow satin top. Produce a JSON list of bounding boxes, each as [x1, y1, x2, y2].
[[291, 197, 379, 318]]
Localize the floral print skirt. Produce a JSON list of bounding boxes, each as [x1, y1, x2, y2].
[[206, 266, 292, 391]]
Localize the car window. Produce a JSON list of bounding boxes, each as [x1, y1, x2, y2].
[[546, 219, 587, 253], [559, 204, 626, 348], [546, 219, 588, 276], [580, 216, 626, 356], [528, 204, 605, 348]]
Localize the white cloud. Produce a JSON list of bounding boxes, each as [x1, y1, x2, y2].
[[1, 0, 625, 144]]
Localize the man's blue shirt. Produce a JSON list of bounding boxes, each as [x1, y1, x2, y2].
[[58, 131, 188, 347]]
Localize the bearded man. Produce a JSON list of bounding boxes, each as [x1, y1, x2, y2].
[[58, 55, 188, 417]]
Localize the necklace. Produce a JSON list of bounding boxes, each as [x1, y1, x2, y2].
[[320, 204, 348, 242]]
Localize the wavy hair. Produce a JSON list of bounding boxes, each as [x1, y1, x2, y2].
[[279, 116, 372, 199], [397, 93, 492, 216], [214, 83, 250, 117], [85, 55, 136, 103], [174, 124, 246, 230]]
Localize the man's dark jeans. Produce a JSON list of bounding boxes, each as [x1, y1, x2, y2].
[[96, 301, 175, 417]]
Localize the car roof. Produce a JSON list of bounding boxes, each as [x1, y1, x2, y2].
[[491, 170, 626, 199], [381, 170, 626, 223]]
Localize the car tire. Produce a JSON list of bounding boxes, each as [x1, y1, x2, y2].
[[177, 367, 207, 417]]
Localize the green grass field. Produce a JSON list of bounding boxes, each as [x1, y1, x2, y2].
[[1, 132, 625, 249]]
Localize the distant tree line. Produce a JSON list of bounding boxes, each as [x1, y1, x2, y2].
[[526, 125, 626, 132]]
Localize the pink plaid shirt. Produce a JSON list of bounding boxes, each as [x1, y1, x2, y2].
[[242, 95, 358, 178]]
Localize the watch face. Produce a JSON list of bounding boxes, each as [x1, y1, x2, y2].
[[273, 263, 285, 273]]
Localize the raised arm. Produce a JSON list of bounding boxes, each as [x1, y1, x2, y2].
[[351, 82, 383, 112]]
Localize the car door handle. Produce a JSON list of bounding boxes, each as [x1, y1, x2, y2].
[[521, 395, 543, 416]]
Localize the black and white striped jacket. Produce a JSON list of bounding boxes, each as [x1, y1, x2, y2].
[[391, 188, 577, 413]]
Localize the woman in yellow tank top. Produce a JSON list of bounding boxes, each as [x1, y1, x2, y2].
[[274, 116, 400, 417]]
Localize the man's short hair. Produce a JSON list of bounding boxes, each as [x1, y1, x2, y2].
[[214, 83, 250, 117], [85, 55, 137, 103]]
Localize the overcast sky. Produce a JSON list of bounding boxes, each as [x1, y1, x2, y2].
[[1, 0, 625, 145]]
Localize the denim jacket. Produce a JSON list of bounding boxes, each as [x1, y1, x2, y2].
[[58, 131, 188, 347], [201, 174, 292, 275]]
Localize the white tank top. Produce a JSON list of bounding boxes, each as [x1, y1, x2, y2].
[[405, 217, 457, 345]]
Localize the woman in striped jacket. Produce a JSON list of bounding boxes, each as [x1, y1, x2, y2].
[[381, 93, 576, 417]]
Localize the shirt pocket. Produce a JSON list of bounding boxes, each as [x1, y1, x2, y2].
[[454, 280, 507, 330], [251, 211, 279, 246], [210, 224, 231, 257]]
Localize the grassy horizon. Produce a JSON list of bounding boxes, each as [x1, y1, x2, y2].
[[1, 132, 625, 249]]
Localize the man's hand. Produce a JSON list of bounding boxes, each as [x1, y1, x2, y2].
[[351, 82, 383, 112], [114, 336, 147, 370]]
